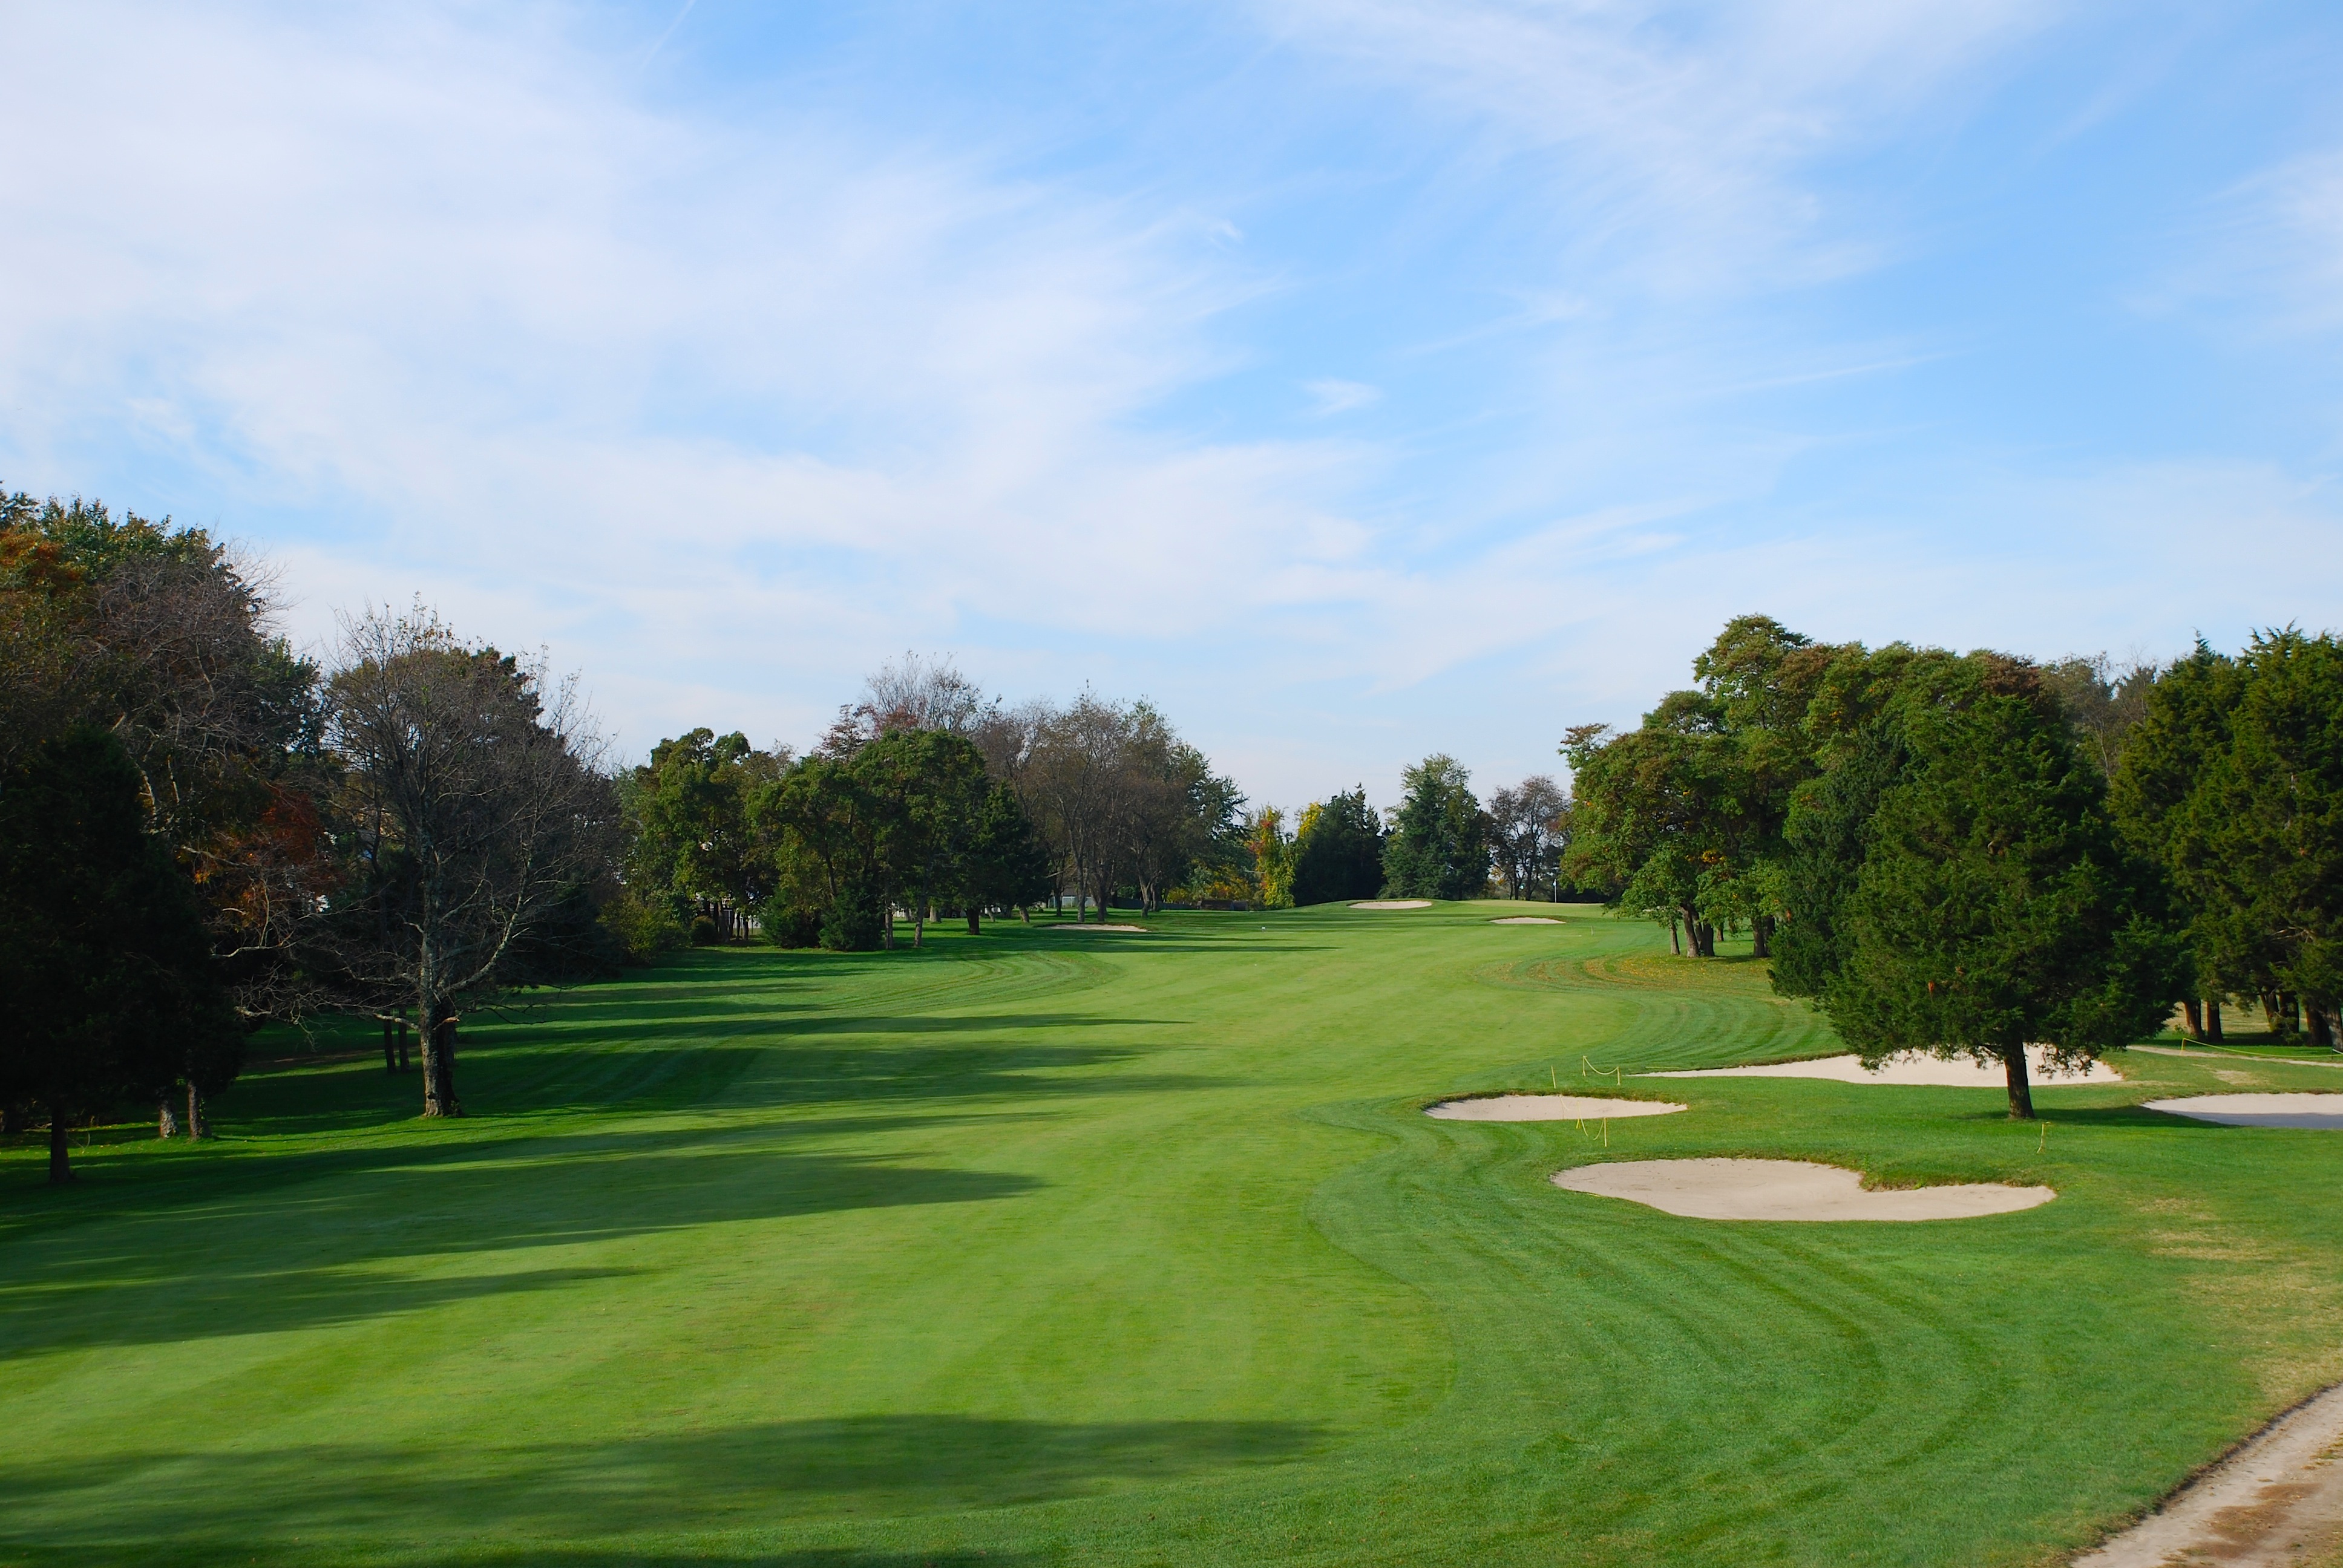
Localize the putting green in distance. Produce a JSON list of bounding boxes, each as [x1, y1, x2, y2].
[[4, 900, 2341, 1566]]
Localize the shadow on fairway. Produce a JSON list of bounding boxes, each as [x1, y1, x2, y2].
[[0, 1138, 1046, 1353], [205, 1031, 1234, 1144], [0, 1416, 1326, 1547]]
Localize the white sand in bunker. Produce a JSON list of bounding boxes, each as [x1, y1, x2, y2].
[[1424, 1094, 1686, 1122], [2144, 1093, 2343, 1129], [1489, 916, 1564, 924], [1051, 923, 1148, 932], [1350, 899, 1430, 910], [1552, 1158, 2055, 1221], [1644, 1044, 2120, 1087]]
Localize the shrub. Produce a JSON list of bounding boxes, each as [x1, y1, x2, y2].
[[763, 904, 824, 949], [597, 886, 688, 965]]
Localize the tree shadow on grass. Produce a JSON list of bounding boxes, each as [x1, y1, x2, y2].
[[205, 1025, 1233, 1143], [0, 1415, 1326, 1549], [1, 1134, 1047, 1353], [1952, 1105, 2255, 1131]]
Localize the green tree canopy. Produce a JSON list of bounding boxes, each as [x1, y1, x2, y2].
[[1291, 787, 1385, 906], [1381, 756, 1489, 900], [1819, 664, 2187, 1117], [0, 729, 240, 1181]]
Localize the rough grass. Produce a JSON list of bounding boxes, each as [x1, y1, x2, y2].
[[4, 903, 2340, 1566]]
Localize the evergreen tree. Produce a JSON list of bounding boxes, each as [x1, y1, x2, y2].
[[1823, 670, 2187, 1117], [1381, 756, 1489, 900], [1291, 787, 1385, 906]]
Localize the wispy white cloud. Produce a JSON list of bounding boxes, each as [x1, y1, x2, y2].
[[1303, 377, 1381, 414], [0, 2, 1389, 756], [0, 0, 2332, 811], [2199, 147, 2343, 334], [1254, 0, 2058, 295]]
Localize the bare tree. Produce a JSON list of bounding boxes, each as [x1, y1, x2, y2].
[[2042, 653, 2157, 777], [321, 607, 618, 1117], [823, 652, 996, 754], [1488, 776, 1571, 900]]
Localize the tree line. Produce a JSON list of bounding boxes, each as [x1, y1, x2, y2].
[[32, 478, 2285, 1161], [1563, 614, 2342, 1114], [0, 485, 1603, 1185]]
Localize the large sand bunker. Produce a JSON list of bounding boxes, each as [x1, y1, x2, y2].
[[1052, 923, 1147, 932], [1350, 900, 1430, 910], [1489, 916, 1564, 924], [1645, 1044, 2120, 1088], [1552, 1158, 2055, 1220], [2144, 1093, 2343, 1129], [1425, 1094, 1685, 1122], [2075, 1380, 2343, 1567]]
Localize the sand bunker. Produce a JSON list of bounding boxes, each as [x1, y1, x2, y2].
[[1490, 916, 1564, 924], [1350, 900, 1431, 910], [1552, 1158, 2054, 1221], [1425, 1094, 1685, 1122], [2075, 1380, 2343, 1567], [1053, 923, 1147, 932], [2144, 1093, 2343, 1129], [1645, 1044, 2120, 1088]]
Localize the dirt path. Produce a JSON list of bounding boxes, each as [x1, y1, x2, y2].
[[2074, 1383, 2343, 1566]]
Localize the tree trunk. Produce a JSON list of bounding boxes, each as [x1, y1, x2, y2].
[[382, 1019, 399, 1074], [1752, 915, 1772, 959], [1670, 916, 1682, 955], [420, 1006, 463, 1118], [2311, 1005, 2337, 1053], [1018, 904, 1029, 924], [913, 902, 924, 948], [158, 1097, 180, 1139], [967, 908, 981, 935], [2205, 999, 2223, 1042], [2003, 1046, 2036, 1120], [185, 1083, 210, 1140], [47, 1109, 73, 1184], [2181, 999, 2203, 1040]]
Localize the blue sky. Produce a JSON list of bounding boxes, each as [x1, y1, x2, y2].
[[3, 1, 2339, 809]]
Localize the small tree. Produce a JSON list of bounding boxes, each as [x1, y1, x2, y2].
[[1488, 776, 1570, 900], [1245, 807, 1296, 909], [1823, 676, 2187, 1117], [960, 781, 1052, 932], [0, 730, 240, 1181]]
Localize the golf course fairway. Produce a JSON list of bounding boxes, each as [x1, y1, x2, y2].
[[4, 903, 2341, 1566]]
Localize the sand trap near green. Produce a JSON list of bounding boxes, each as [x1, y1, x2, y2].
[[1553, 1158, 2056, 1220], [2143, 1093, 2343, 1129], [1052, 923, 1148, 932], [1424, 1094, 1685, 1122], [1351, 899, 1430, 910], [1644, 1044, 2120, 1087], [1489, 916, 1564, 924]]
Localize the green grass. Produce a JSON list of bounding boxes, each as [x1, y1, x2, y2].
[[4, 902, 2341, 1567]]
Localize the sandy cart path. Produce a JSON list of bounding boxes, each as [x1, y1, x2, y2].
[[2073, 1382, 2343, 1567]]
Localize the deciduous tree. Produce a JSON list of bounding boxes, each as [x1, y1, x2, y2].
[[320, 609, 618, 1117]]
